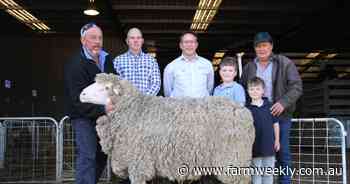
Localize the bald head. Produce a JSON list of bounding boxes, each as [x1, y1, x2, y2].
[[126, 27, 144, 54], [127, 28, 143, 38]]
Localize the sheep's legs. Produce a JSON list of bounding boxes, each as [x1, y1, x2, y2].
[[129, 175, 146, 184]]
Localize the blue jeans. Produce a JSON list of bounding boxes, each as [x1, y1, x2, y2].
[[72, 118, 108, 184], [252, 156, 275, 184], [276, 118, 292, 184]]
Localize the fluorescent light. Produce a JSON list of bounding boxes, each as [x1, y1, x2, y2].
[[84, 0, 99, 16], [305, 52, 320, 58], [325, 53, 337, 59], [0, 0, 51, 31], [190, 0, 223, 32], [84, 9, 99, 16], [214, 52, 225, 58]]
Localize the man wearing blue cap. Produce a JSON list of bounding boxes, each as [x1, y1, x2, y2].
[[241, 32, 302, 184], [64, 23, 116, 184]]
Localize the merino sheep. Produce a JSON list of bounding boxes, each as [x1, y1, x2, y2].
[[80, 73, 255, 184]]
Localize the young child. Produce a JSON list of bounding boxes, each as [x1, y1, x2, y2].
[[246, 77, 280, 184], [213, 57, 246, 106]]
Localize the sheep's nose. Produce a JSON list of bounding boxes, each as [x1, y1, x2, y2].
[[81, 92, 86, 96]]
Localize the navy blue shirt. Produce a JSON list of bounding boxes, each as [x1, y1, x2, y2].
[[246, 98, 278, 157]]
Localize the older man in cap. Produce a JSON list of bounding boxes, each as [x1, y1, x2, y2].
[[241, 32, 302, 184], [64, 23, 116, 184]]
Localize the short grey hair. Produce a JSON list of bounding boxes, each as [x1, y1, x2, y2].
[[80, 23, 100, 37]]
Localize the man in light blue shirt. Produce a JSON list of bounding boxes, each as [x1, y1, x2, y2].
[[163, 31, 214, 98]]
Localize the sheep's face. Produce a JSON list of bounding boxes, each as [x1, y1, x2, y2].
[[80, 81, 112, 105], [80, 73, 138, 106]]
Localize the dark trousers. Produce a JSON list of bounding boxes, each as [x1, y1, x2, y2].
[[276, 118, 292, 184], [72, 118, 108, 184]]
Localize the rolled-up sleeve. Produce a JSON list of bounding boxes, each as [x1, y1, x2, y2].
[[146, 61, 161, 96]]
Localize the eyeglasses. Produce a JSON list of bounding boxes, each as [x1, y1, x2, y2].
[[80, 22, 97, 37]]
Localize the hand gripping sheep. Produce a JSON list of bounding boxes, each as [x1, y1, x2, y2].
[[80, 73, 255, 184]]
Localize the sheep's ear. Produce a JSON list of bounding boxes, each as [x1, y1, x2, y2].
[[113, 88, 119, 95], [112, 85, 120, 96]]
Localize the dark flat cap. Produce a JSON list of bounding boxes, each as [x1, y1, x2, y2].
[[254, 32, 273, 47]]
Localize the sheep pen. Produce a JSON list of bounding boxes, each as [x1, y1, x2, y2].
[[80, 73, 255, 184]]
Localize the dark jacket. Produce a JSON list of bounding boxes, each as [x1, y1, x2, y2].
[[64, 49, 116, 120], [240, 54, 303, 118]]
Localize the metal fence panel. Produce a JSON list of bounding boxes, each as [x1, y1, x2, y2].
[[59, 116, 111, 182], [290, 118, 347, 184], [0, 117, 59, 183]]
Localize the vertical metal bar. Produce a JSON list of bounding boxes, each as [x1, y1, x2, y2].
[[70, 121, 75, 180], [329, 118, 347, 184], [56, 119, 61, 182], [58, 116, 69, 182], [326, 119, 330, 183], [298, 119, 301, 183], [312, 119, 315, 184], [0, 122, 6, 170], [33, 120, 36, 179], [21, 120, 24, 180], [36, 121, 39, 160], [236, 52, 243, 78]]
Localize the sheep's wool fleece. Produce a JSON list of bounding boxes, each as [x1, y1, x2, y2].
[[95, 73, 255, 184]]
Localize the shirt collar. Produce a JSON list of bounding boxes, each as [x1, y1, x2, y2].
[[248, 97, 269, 107], [218, 82, 235, 89], [82, 46, 108, 62], [180, 54, 199, 63], [127, 49, 144, 57], [254, 54, 273, 64]]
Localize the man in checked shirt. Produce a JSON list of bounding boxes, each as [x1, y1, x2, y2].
[[113, 28, 161, 96]]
